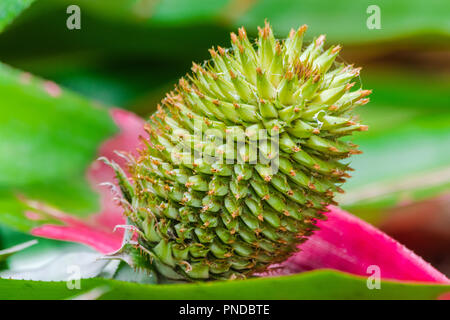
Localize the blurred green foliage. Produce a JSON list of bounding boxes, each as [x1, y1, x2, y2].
[[0, 0, 35, 32], [0, 63, 117, 233]]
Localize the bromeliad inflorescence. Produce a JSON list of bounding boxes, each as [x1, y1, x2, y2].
[[105, 21, 371, 281]]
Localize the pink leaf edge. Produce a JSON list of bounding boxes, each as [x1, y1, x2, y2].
[[277, 206, 449, 283], [30, 108, 449, 284]]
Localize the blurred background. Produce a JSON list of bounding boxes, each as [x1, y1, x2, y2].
[[0, 0, 449, 275]]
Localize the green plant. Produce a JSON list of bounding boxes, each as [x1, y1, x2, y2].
[[0, 1, 448, 300], [106, 21, 371, 281]]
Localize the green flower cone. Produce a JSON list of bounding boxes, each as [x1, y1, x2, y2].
[[106, 21, 371, 281]]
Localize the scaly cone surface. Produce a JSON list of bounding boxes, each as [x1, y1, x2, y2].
[[106, 21, 371, 281]]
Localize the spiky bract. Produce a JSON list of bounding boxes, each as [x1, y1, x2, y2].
[[109, 21, 371, 281]]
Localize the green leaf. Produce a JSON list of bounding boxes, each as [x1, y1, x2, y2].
[[339, 70, 450, 218], [0, 0, 36, 33], [0, 270, 448, 300], [0, 62, 118, 232]]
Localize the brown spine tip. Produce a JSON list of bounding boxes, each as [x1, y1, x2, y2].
[[285, 70, 294, 80], [352, 67, 362, 75], [328, 146, 339, 152], [325, 190, 334, 197], [313, 74, 321, 83], [358, 98, 370, 105], [179, 261, 192, 272], [258, 19, 270, 39], [360, 89, 372, 98], [345, 82, 356, 91], [194, 88, 205, 98], [331, 45, 342, 54], [315, 35, 326, 47], [298, 24, 308, 35], [138, 135, 149, 145], [208, 47, 217, 58], [289, 28, 296, 39], [238, 27, 247, 40], [230, 32, 238, 44], [359, 125, 369, 131], [328, 105, 338, 111], [274, 41, 282, 54], [217, 46, 225, 55], [208, 71, 218, 80]]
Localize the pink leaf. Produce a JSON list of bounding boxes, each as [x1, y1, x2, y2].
[[32, 225, 120, 254], [280, 206, 449, 283], [87, 108, 146, 231]]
